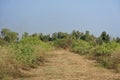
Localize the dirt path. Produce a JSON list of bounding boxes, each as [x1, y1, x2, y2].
[[17, 50, 120, 80]]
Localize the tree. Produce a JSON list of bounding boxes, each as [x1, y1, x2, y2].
[[31, 33, 38, 37], [52, 32, 57, 40], [81, 30, 90, 41], [98, 31, 110, 44], [39, 33, 44, 41], [39, 33, 52, 42], [71, 30, 81, 39], [57, 32, 69, 39], [22, 32, 29, 38], [116, 37, 120, 43], [1, 28, 19, 43]]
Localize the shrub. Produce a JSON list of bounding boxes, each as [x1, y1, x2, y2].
[[92, 42, 120, 72], [13, 44, 37, 67], [20, 36, 40, 45], [97, 48, 120, 72], [71, 40, 92, 55], [20, 36, 51, 51], [53, 38, 73, 49], [0, 36, 52, 79], [11, 36, 50, 68], [93, 42, 118, 57], [97, 57, 113, 68]]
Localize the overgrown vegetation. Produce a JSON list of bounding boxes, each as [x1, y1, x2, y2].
[[53, 38, 73, 49], [0, 28, 120, 79], [92, 42, 120, 72], [71, 40, 92, 54], [0, 28, 52, 80]]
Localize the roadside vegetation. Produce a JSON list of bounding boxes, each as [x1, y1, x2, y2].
[[0, 28, 120, 79], [0, 28, 52, 79]]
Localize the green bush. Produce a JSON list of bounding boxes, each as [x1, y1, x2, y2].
[[20, 36, 40, 45], [71, 40, 92, 54], [11, 36, 50, 67], [20, 36, 51, 51], [13, 44, 37, 66], [0, 36, 52, 79], [92, 42, 120, 72], [53, 38, 73, 49], [93, 42, 118, 57], [97, 48, 120, 72]]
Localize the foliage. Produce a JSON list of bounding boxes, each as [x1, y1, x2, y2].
[[52, 32, 69, 41], [116, 37, 120, 43], [92, 42, 120, 72], [71, 30, 82, 39], [1, 27, 120, 80], [20, 36, 51, 50], [97, 31, 110, 44], [12, 44, 36, 66], [0, 28, 19, 43], [53, 38, 73, 49], [0, 36, 52, 79], [0, 38, 7, 45], [93, 42, 118, 57], [96, 48, 120, 72], [22, 32, 29, 38], [20, 36, 41, 45], [12, 36, 51, 66], [71, 40, 92, 54]]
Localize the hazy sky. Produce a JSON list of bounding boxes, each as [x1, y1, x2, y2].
[[0, 0, 120, 37]]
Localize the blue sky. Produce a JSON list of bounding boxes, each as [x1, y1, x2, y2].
[[0, 0, 120, 37]]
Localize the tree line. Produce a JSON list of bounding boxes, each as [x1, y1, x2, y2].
[[0, 28, 120, 45]]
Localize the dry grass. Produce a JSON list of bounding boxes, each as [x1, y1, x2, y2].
[[0, 46, 21, 80], [111, 49, 120, 72], [16, 50, 120, 80]]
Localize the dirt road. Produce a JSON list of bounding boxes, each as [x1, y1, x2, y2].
[[17, 50, 120, 80]]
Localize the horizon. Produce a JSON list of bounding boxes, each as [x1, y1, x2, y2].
[[0, 0, 120, 37]]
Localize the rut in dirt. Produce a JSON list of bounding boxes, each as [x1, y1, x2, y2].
[[17, 50, 120, 80]]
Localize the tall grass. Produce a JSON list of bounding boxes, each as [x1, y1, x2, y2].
[[0, 46, 21, 80], [111, 48, 120, 72]]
